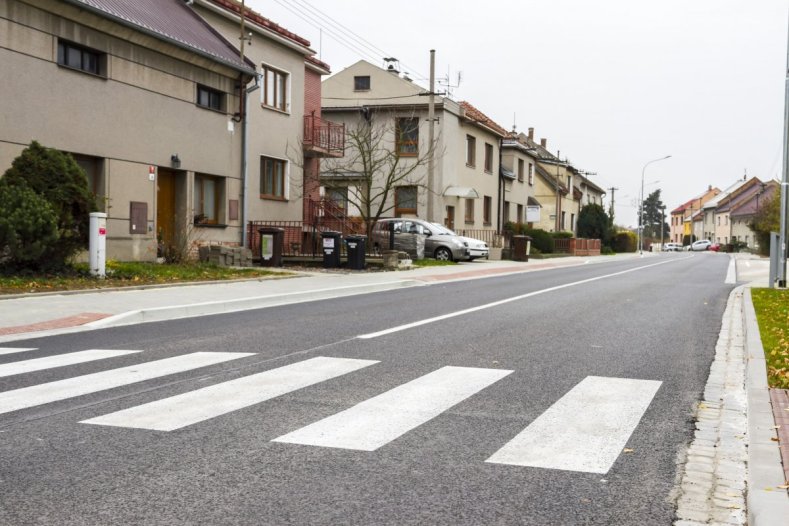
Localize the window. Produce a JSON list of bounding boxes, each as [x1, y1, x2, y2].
[[484, 143, 494, 173], [483, 196, 492, 225], [561, 211, 566, 230], [354, 76, 370, 91], [503, 201, 510, 223], [326, 187, 348, 210], [517, 204, 523, 223], [465, 198, 475, 223], [466, 135, 476, 166], [260, 156, 287, 199], [72, 154, 105, 211], [717, 216, 720, 226], [263, 65, 288, 111], [57, 40, 103, 76], [518, 159, 524, 182], [395, 186, 417, 216], [197, 85, 223, 111], [528, 163, 534, 185], [396, 118, 419, 156], [194, 174, 224, 224], [571, 213, 576, 232]]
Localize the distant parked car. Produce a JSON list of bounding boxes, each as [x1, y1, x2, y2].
[[691, 239, 712, 251], [663, 242, 682, 252], [709, 243, 721, 252], [371, 218, 486, 261]]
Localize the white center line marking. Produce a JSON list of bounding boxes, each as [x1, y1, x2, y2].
[[358, 258, 689, 339], [0, 352, 254, 415], [273, 366, 512, 451], [486, 376, 662, 474], [0, 348, 37, 356], [82, 357, 378, 431], [0, 349, 140, 378]]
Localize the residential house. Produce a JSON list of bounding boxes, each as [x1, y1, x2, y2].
[[190, 0, 343, 253], [0, 0, 256, 261], [670, 186, 720, 244], [500, 133, 539, 227], [712, 177, 764, 245], [700, 177, 753, 243], [729, 180, 779, 251], [319, 60, 506, 238], [516, 129, 584, 234]]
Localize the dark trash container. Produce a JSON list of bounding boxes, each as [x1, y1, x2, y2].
[[258, 227, 284, 267], [513, 235, 532, 262], [321, 231, 342, 268], [345, 235, 367, 270]]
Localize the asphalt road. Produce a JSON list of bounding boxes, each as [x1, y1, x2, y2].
[[0, 253, 735, 525]]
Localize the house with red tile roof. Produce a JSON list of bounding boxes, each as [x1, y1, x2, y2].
[[670, 186, 720, 244], [319, 60, 510, 241]]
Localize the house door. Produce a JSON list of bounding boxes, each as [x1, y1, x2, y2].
[[445, 206, 455, 230], [157, 169, 177, 251]]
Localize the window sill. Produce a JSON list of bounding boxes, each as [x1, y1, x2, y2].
[[466, 163, 476, 168], [196, 104, 226, 114], [464, 221, 475, 225], [260, 195, 287, 201], [484, 170, 493, 175], [261, 104, 290, 116], [57, 64, 107, 80], [194, 223, 227, 228]]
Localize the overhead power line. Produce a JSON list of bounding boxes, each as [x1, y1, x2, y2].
[[266, 0, 428, 80]]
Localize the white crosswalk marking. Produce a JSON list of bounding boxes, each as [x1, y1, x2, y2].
[[0, 352, 254, 415], [0, 349, 140, 378], [82, 356, 379, 431], [273, 366, 513, 451], [485, 376, 662, 474], [0, 348, 37, 356]]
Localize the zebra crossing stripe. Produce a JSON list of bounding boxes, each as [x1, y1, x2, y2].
[[273, 366, 513, 451], [82, 356, 379, 431], [0, 348, 37, 356], [0, 349, 141, 378], [0, 352, 254, 415], [485, 376, 662, 474]]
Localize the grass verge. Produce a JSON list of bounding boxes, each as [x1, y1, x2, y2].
[[412, 259, 457, 267], [750, 288, 789, 389], [0, 261, 290, 295]]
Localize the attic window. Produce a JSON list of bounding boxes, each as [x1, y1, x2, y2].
[[354, 76, 370, 91], [57, 40, 105, 76]]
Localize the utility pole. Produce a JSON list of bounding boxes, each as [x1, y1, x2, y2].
[[427, 49, 436, 223], [779, 11, 789, 286], [660, 205, 666, 250], [608, 187, 618, 226]]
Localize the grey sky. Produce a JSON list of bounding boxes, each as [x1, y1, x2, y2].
[[250, 0, 787, 226]]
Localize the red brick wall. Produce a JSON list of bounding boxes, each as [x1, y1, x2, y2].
[[304, 68, 321, 118]]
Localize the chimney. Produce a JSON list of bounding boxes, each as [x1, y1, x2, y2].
[[540, 138, 547, 148], [528, 127, 534, 140], [708, 184, 712, 191]]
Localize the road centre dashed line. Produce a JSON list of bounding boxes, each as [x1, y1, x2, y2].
[[357, 257, 693, 339]]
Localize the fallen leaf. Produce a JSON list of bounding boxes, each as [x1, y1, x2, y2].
[[771, 437, 780, 442], [777, 484, 789, 489], [623, 448, 634, 453], [765, 487, 774, 491]]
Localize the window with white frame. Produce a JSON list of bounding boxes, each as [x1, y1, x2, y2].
[[528, 163, 534, 185], [263, 65, 288, 111]]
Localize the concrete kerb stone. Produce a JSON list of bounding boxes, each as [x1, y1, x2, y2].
[[742, 286, 789, 525]]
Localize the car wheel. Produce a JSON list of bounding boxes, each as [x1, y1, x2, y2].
[[435, 247, 453, 261]]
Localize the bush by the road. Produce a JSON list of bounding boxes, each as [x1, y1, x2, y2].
[[0, 185, 59, 267]]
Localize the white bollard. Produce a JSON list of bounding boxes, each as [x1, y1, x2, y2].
[[89, 212, 107, 277]]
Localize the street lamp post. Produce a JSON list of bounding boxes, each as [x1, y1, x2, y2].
[[639, 155, 672, 255]]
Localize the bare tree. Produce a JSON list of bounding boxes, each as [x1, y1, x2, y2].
[[319, 110, 442, 237]]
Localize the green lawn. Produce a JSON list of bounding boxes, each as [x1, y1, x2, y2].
[[751, 288, 789, 389], [412, 259, 457, 267], [0, 261, 290, 295]]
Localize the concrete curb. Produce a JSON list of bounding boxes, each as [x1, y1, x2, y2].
[[84, 279, 426, 330], [743, 286, 789, 525]]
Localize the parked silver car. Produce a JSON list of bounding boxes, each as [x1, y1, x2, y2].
[[691, 239, 712, 251], [371, 218, 487, 261]]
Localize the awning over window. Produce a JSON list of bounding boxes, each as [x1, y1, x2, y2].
[[500, 167, 516, 180], [443, 186, 480, 198], [527, 196, 542, 207]]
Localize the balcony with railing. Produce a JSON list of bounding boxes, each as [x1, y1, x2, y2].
[[303, 115, 345, 158]]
